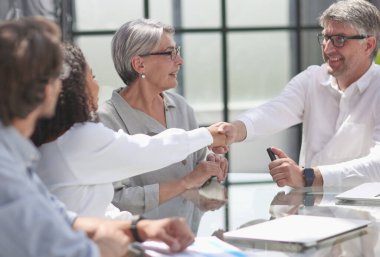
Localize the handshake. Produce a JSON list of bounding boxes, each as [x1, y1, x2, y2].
[[206, 121, 245, 154]]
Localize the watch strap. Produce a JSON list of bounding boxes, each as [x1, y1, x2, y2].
[[130, 215, 144, 242], [303, 168, 315, 187]]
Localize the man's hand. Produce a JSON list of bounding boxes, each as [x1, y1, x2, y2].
[[208, 121, 247, 154], [207, 124, 227, 151], [92, 223, 130, 257], [268, 147, 304, 188], [137, 218, 194, 252]]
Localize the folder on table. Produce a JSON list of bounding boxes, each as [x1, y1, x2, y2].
[[223, 215, 370, 252], [335, 182, 380, 204]]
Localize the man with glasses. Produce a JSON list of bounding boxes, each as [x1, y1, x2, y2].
[[216, 0, 380, 189]]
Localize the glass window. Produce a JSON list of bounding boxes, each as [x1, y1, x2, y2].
[[74, 0, 143, 31], [75, 36, 123, 105], [301, 30, 325, 70], [181, 33, 223, 124], [150, 0, 221, 28], [301, 0, 334, 26], [149, 0, 173, 26], [227, 0, 294, 27], [228, 31, 292, 114], [182, 0, 221, 28], [227, 31, 299, 173]]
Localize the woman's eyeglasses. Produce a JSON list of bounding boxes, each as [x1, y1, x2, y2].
[[140, 46, 181, 60]]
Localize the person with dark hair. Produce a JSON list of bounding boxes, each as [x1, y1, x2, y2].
[[32, 43, 227, 220], [216, 0, 380, 189], [0, 16, 130, 257], [98, 18, 228, 233], [0, 17, 218, 257]]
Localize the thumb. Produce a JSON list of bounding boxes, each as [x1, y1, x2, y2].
[[271, 147, 289, 159]]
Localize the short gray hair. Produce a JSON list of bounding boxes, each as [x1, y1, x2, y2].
[[112, 18, 175, 86], [319, 0, 380, 59]]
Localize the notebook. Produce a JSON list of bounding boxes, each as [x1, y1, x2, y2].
[[335, 182, 380, 204], [223, 215, 370, 252]]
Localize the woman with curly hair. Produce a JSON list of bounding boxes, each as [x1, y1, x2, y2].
[[32, 43, 226, 219]]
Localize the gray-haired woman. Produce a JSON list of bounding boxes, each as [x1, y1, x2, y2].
[[98, 18, 228, 233]]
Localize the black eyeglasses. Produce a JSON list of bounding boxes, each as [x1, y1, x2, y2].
[[140, 46, 181, 60], [317, 33, 369, 48]]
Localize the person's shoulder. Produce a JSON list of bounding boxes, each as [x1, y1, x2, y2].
[[304, 64, 326, 74], [301, 64, 329, 80], [98, 98, 116, 115], [98, 87, 124, 114]]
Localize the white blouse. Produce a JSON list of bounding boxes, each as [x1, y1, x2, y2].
[[35, 122, 212, 217]]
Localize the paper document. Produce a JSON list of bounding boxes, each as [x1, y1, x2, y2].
[[140, 236, 249, 257]]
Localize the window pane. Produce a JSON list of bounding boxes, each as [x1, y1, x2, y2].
[[301, 30, 325, 70], [181, 33, 223, 124], [182, 0, 221, 28], [228, 31, 298, 173], [149, 0, 173, 26], [150, 0, 221, 28], [227, 0, 295, 27], [301, 0, 334, 26], [75, 36, 123, 105], [228, 31, 292, 115], [74, 0, 143, 31]]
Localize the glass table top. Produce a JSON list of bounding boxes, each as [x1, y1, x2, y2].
[[194, 173, 380, 256]]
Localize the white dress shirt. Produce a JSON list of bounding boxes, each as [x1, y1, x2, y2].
[[36, 122, 212, 217], [238, 63, 380, 187]]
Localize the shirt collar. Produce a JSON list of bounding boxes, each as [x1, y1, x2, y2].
[[0, 121, 40, 170], [320, 62, 376, 94], [112, 87, 177, 110]]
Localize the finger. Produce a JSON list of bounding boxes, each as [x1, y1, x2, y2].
[[271, 147, 289, 159], [206, 153, 216, 162], [215, 146, 229, 154], [216, 123, 228, 133]]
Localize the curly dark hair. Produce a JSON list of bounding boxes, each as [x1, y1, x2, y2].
[[32, 43, 93, 146]]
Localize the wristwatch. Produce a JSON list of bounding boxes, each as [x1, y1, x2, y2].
[[303, 168, 315, 187], [130, 215, 145, 242]]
